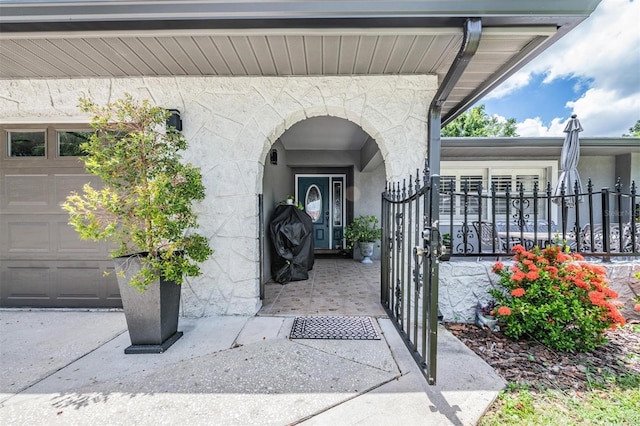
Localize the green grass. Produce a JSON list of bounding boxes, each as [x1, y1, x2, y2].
[[480, 374, 640, 426]]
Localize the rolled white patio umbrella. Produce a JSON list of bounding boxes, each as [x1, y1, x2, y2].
[[553, 114, 583, 206]]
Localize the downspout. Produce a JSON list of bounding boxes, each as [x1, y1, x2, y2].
[[428, 18, 482, 175], [424, 18, 481, 385]]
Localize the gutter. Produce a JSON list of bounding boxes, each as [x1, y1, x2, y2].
[[0, 1, 600, 26]]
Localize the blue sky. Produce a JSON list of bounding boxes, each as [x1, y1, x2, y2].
[[476, 0, 640, 137]]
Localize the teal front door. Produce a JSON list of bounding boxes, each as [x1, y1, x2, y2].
[[296, 175, 345, 251]]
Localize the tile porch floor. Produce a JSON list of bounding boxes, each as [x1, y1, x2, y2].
[[258, 257, 387, 317]]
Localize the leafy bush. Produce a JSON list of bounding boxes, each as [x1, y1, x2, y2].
[[62, 94, 212, 291], [343, 215, 382, 249], [490, 244, 625, 352]]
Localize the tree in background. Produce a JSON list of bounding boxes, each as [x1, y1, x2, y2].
[[442, 105, 518, 137], [622, 119, 640, 137]]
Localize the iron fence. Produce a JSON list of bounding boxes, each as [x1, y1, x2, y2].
[[440, 177, 639, 259]]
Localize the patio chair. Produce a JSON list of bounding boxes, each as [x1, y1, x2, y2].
[[472, 221, 516, 253], [622, 222, 640, 253], [580, 224, 621, 253]]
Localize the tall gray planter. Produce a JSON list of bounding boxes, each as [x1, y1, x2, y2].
[[114, 254, 183, 354], [359, 242, 375, 264]]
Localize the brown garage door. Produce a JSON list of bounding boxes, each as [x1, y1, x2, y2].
[[1, 125, 121, 308]]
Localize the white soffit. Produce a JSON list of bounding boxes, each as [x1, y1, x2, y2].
[[0, 25, 556, 120]]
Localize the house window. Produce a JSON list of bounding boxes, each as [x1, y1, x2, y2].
[[58, 130, 92, 156], [491, 169, 545, 219], [440, 162, 555, 223], [440, 171, 486, 218], [8, 131, 45, 157]]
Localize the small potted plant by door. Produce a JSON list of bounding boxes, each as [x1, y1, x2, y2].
[[344, 215, 382, 264], [63, 94, 212, 354]]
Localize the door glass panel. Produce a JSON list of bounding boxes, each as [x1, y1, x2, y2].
[[305, 185, 322, 222], [333, 181, 342, 226]]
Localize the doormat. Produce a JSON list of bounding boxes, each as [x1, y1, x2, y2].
[[289, 316, 381, 340]]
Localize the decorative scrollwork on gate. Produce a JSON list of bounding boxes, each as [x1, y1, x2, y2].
[[394, 278, 403, 318], [395, 212, 404, 244], [413, 245, 425, 293]]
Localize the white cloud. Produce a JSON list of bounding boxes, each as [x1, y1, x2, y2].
[[484, 71, 533, 100], [516, 117, 566, 137], [568, 88, 640, 136], [486, 0, 640, 136]]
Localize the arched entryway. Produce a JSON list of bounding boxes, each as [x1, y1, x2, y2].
[[260, 115, 387, 316]]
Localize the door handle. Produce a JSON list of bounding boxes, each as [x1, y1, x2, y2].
[[326, 210, 330, 226]]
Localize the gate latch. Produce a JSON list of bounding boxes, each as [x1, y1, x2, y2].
[[414, 246, 428, 257], [417, 225, 446, 258]]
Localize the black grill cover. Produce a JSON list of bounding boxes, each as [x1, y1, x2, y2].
[[270, 205, 314, 283]]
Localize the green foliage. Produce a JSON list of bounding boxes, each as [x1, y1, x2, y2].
[[489, 244, 625, 352], [584, 365, 640, 391], [62, 94, 213, 291], [622, 119, 640, 137], [442, 105, 518, 137], [343, 215, 382, 249], [442, 233, 451, 249], [481, 386, 640, 425]]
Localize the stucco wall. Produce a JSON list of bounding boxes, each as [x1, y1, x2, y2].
[[439, 260, 640, 323], [1, 75, 436, 316]]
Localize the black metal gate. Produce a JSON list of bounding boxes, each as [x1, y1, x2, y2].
[[381, 163, 442, 385]]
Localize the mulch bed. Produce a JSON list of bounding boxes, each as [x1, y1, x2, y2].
[[444, 321, 640, 392]]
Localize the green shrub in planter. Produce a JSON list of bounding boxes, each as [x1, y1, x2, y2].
[[62, 94, 212, 291], [344, 215, 382, 249]]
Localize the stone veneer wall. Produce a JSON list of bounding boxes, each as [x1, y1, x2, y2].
[[0, 75, 436, 316], [440, 260, 640, 323]]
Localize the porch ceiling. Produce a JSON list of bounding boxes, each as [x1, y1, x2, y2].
[[0, 0, 600, 124]]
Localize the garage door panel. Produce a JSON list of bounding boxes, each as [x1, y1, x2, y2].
[[1, 172, 101, 214], [54, 266, 108, 300], [54, 173, 102, 205], [1, 215, 109, 259], [2, 266, 51, 299], [56, 220, 105, 254], [3, 174, 49, 209], [105, 266, 121, 300], [1, 260, 121, 308], [7, 221, 50, 253]]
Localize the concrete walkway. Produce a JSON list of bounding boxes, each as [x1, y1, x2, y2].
[[0, 310, 505, 425]]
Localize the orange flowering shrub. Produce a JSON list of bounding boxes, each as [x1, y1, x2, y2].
[[490, 244, 625, 352]]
